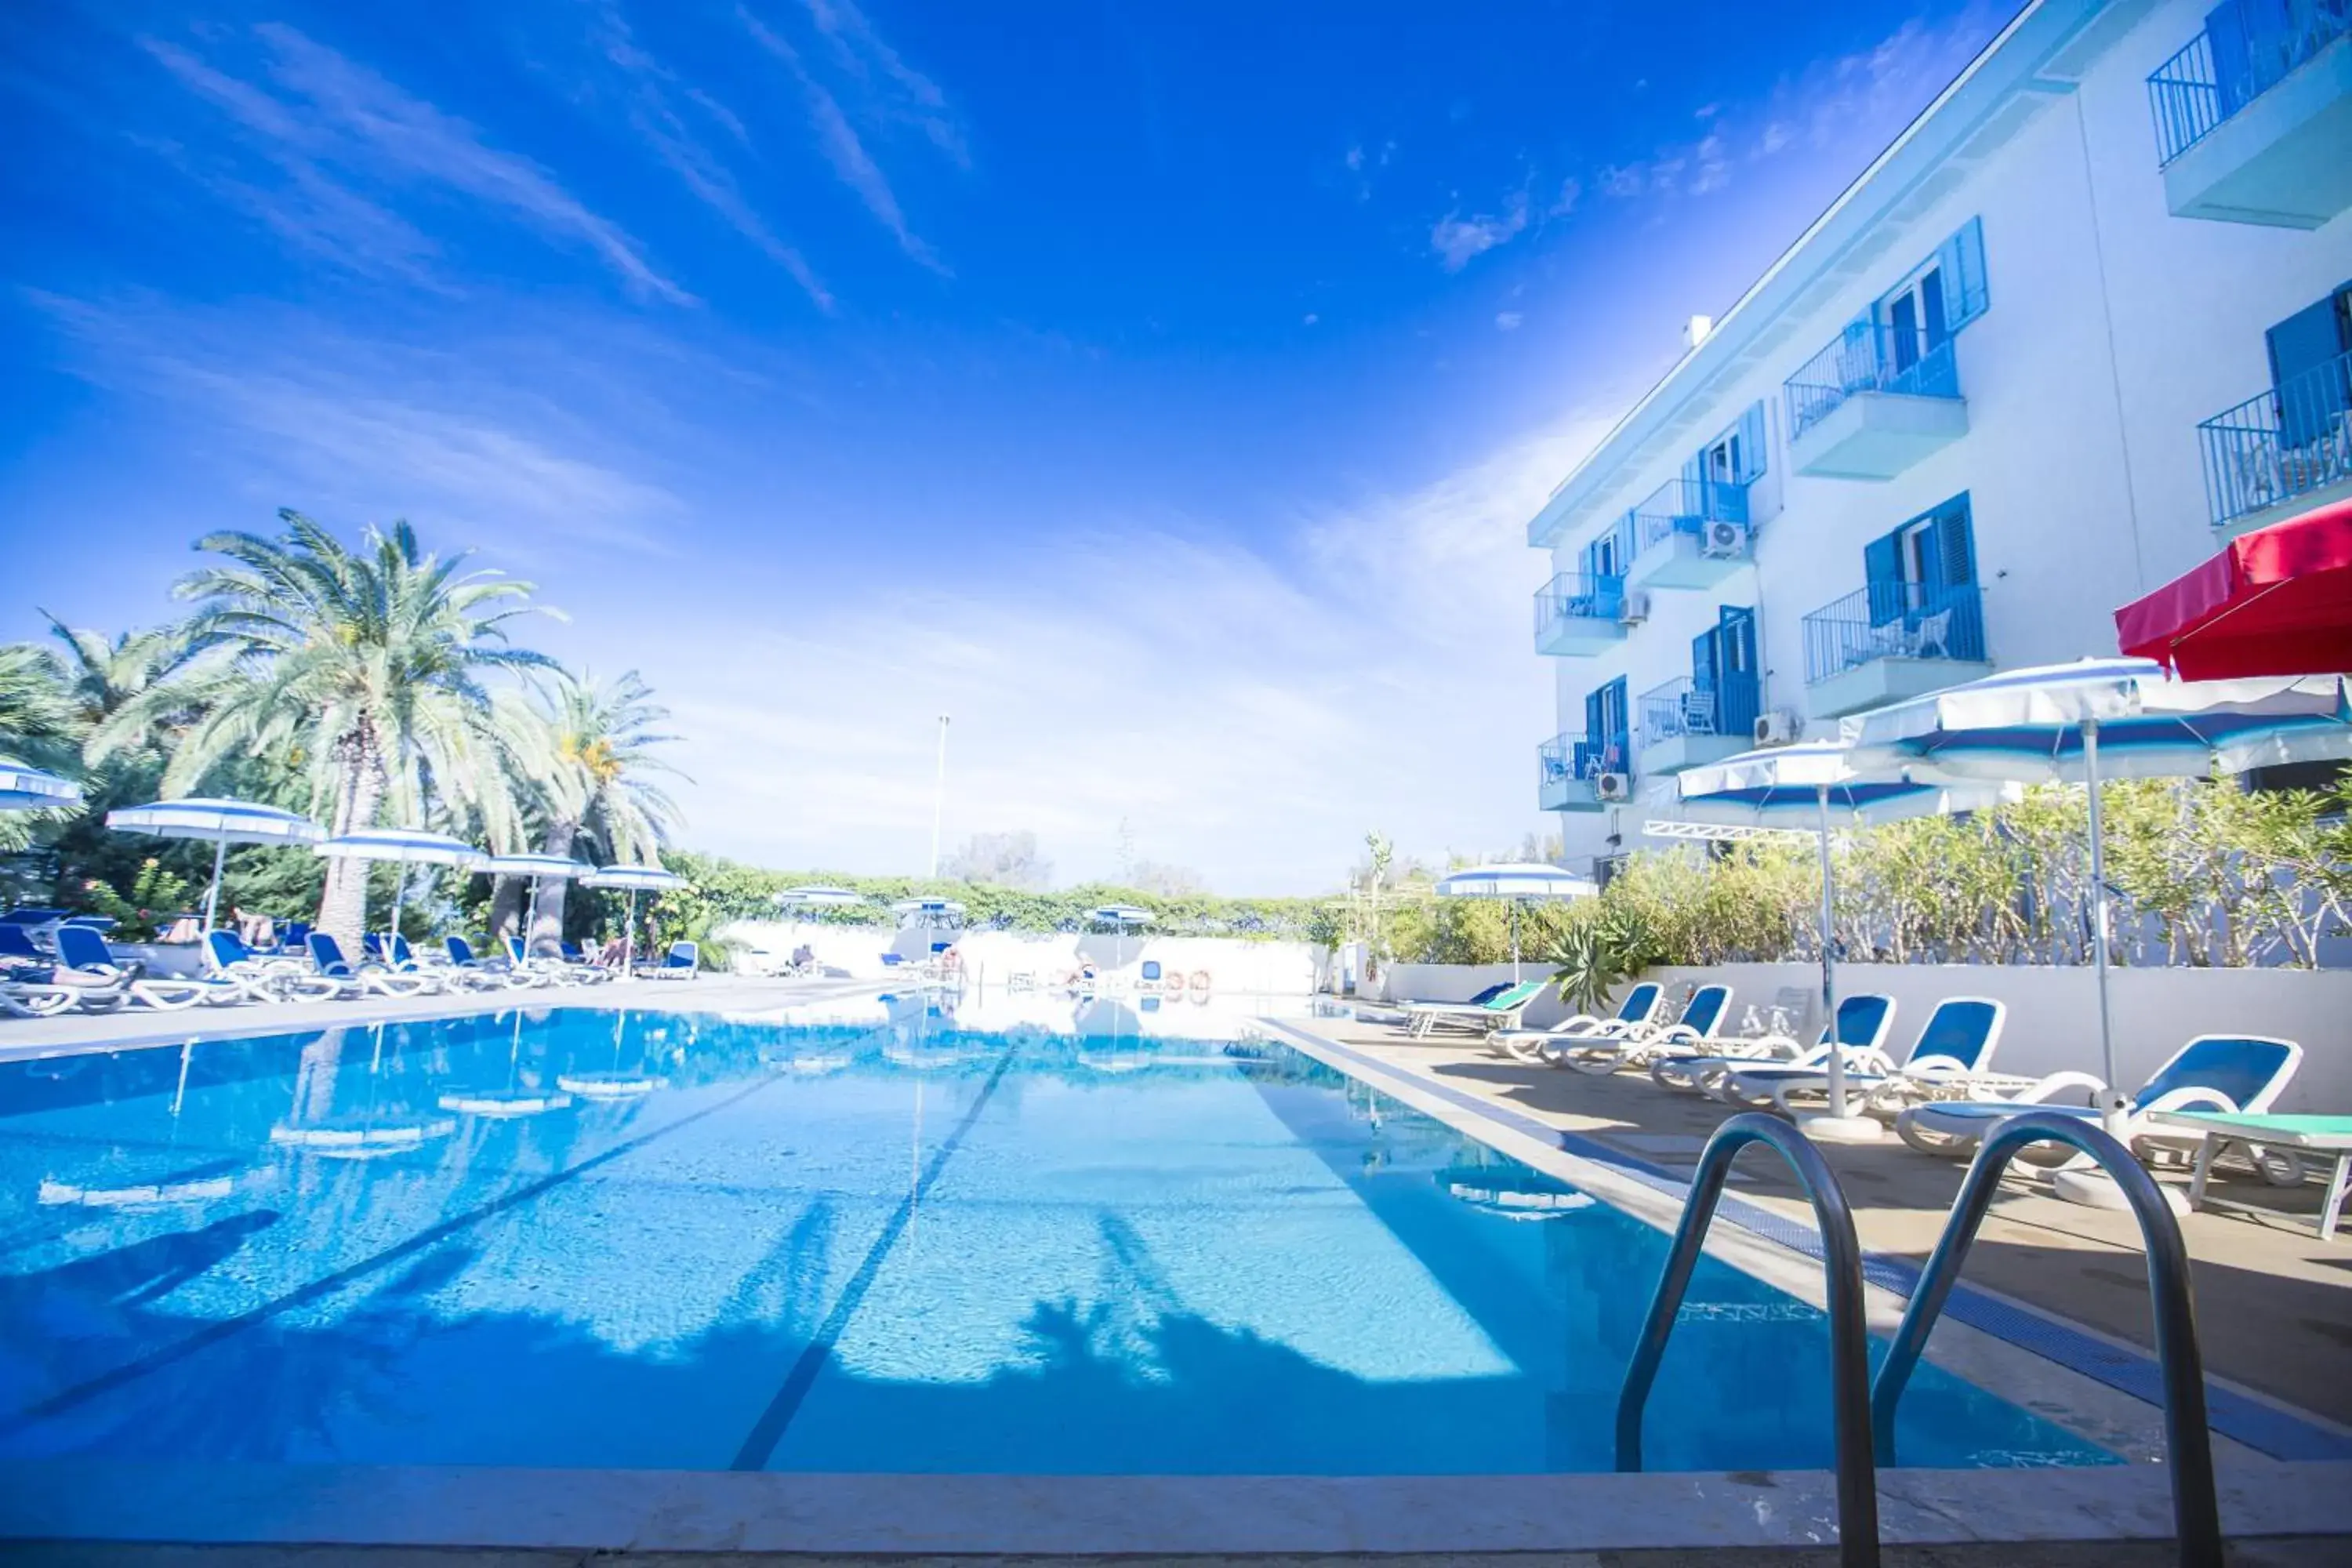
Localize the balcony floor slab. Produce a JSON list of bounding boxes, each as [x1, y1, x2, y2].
[[1806, 655, 1993, 720], [1636, 731, 1751, 777], [1789, 390, 1969, 481], [2163, 34, 2352, 230], [1534, 621, 1628, 658], [1626, 533, 1750, 592]]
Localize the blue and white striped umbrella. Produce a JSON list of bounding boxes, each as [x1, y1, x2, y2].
[[0, 759, 82, 814], [1847, 658, 2352, 1127], [111, 797, 326, 934], [1678, 742, 2013, 1134], [1847, 658, 2352, 783], [581, 865, 688, 973], [776, 885, 866, 907], [1088, 904, 1152, 926], [318, 828, 487, 940], [891, 896, 965, 917], [1435, 862, 1599, 982]]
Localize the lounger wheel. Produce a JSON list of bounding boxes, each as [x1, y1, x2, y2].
[[1561, 1052, 1623, 1076], [2252, 1145, 2306, 1187]]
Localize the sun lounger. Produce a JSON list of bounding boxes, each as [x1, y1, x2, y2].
[[205, 931, 342, 1003], [1896, 1034, 2303, 1167], [445, 935, 535, 987], [1490, 981, 1664, 1065], [56, 925, 240, 1011], [1401, 978, 1548, 1038], [634, 940, 699, 980], [307, 933, 437, 999], [1548, 982, 1737, 1075], [1722, 997, 2006, 1116], [1650, 993, 1896, 1097]]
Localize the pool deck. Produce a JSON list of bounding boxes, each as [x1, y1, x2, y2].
[[1272, 1011, 2352, 1435]]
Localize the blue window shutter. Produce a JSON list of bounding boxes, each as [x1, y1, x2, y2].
[[1936, 218, 1988, 334], [1578, 539, 1596, 583], [1692, 628, 1718, 692], [1864, 528, 1904, 626], [1737, 401, 1766, 481], [1584, 684, 1605, 741], [1933, 499, 1976, 590]]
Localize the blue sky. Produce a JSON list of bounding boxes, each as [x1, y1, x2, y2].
[[0, 1, 2011, 892]]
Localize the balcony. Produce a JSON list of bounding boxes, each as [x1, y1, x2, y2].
[[2200, 347, 2352, 535], [1635, 676, 1757, 775], [2148, 2, 2351, 228], [1783, 325, 1968, 481], [1539, 730, 1630, 814], [1802, 582, 1991, 720], [1624, 478, 1753, 592], [1534, 572, 1632, 657]]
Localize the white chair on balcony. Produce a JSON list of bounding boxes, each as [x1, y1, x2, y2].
[[1680, 689, 1716, 736], [1912, 608, 1955, 661]]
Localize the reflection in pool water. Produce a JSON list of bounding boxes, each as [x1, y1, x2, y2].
[[0, 996, 2117, 1476]]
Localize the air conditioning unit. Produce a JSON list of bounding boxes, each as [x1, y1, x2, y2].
[[1753, 710, 1799, 747], [1595, 771, 1632, 801], [1617, 591, 1651, 626], [1701, 521, 1749, 559]]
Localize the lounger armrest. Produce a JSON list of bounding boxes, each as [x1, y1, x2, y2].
[[2013, 1070, 2107, 1106], [2139, 1087, 2241, 1118]]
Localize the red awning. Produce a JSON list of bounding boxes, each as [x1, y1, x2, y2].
[[2114, 497, 2352, 678]]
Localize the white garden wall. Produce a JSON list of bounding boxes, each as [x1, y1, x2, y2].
[[1363, 960, 2350, 1112], [720, 919, 1325, 993]]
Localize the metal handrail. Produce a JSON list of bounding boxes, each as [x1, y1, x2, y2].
[[1615, 1112, 1879, 1568], [1871, 1112, 2221, 1568]]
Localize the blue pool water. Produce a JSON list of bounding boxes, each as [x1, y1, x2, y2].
[[0, 1003, 2114, 1475]]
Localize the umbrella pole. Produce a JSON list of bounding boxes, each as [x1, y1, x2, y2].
[[201, 837, 228, 936], [2084, 719, 2122, 1134], [623, 889, 638, 976], [1510, 901, 1520, 982], [388, 863, 405, 950], [1816, 784, 1849, 1122]]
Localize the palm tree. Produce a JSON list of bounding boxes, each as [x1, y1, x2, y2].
[[0, 641, 78, 853], [495, 669, 683, 948], [43, 617, 208, 757], [100, 511, 554, 940]]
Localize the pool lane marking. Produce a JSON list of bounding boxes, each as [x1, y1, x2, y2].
[[730, 1044, 1021, 1472], [3, 1073, 793, 1434], [1260, 1020, 2352, 1465]]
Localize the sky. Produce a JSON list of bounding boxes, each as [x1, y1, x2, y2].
[[0, 0, 2014, 893]]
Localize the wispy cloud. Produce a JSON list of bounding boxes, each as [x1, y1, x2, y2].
[[138, 24, 688, 303], [660, 416, 1613, 890], [33, 292, 682, 559], [1429, 191, 1528, 271], [1600, 5, 1998, 203], [585, 3, 833, 308], [738, 1, 957, 271]]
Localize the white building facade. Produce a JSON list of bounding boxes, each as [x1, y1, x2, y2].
[[1529, 0, 2352, 875]]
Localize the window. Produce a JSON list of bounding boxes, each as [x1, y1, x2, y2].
[[1584, 678, 1630, 771], [1697, 402, 1769, 485], [1693, 606, 1760, 737], [1871, 217, 1987, 382], [1864, 495, 1974, 626], [2265, 285, 2352, 448]]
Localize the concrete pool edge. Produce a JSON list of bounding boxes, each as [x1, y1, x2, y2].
[[3, 1458, 2348, 1554], [1253, 1018, 2352, 1468]]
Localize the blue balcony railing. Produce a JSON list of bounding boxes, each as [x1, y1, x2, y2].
[[1538, 728, 1629, 789], [1784, 324, 1963, 441], [1628, 476, 1751, 554], [2199, 346, 2352, 529], [1540, 734, 1574, 790], [1639, 671, 1761, 750], [1534, 571, 1627, 640], [1802, 582, 1985, 686], [2147, 0, 2349, 166]]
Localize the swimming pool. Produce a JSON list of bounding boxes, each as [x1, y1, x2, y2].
[[0, 1000, 2113, 1475]]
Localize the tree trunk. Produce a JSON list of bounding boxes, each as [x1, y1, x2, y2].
[[316, 727, 384, 946], [490, 877, 526, 945], [528, 818, 579, 955]]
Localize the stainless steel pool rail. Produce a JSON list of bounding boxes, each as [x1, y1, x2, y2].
[[1614, 1112, 1880, 1568], [1870, 1110, 2223, 1568]]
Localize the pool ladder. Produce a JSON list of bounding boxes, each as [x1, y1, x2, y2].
[[1613, 1111, 2223, 1568]]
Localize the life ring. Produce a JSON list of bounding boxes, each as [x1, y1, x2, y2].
[[1188, 969, 1212, 992]]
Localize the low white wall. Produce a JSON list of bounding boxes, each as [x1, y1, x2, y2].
[[717, 920, 1324, 993], [1375, 960, 2350, 1112]]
